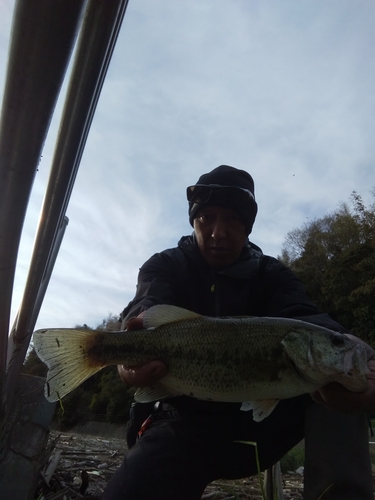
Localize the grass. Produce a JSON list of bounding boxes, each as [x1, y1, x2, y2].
[[280, 443, 305, 473], [235, 441, 266, 499]]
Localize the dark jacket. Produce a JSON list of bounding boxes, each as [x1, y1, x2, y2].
[[121, 234, 348, 416], [121, 234, 346, 332]]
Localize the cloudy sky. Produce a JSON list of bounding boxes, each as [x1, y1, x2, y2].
[[1, 0, 374, 331]]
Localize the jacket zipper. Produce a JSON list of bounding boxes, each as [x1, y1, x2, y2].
[[211, 272, 221, 316]]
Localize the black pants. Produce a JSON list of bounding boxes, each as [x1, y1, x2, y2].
[[304, 403, 373, 500], [102, 396, 313, 500], [101, 397, 374, 499]]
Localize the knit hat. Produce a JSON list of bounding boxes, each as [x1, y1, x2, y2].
[[187, 165, 258, 234]]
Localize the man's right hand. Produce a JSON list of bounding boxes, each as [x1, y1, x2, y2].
[[117, 312, 168, 387]]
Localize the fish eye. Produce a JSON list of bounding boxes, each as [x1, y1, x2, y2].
[[331, 334, 345, 347]]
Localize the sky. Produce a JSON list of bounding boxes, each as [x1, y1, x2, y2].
[[0, 0, 374, 331]]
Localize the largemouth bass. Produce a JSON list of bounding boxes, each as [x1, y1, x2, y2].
[[32, 304, 369, 421]]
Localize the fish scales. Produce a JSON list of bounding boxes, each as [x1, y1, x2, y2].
[[142, 317, 308, 400], [89, 317, 289, 384], [32, 304, 369, 421]]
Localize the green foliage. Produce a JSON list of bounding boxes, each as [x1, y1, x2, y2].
[[22, 348, 48, 377], [89, 366, 135, 423], [56, 386, 93, 430], [280, 444, 305, 473], [280, 190, 375, 344]]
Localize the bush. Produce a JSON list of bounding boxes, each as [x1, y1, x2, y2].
[[280, 444, 305, 473]]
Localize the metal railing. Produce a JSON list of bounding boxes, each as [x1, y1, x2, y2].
[[0, 0, 129, 465]]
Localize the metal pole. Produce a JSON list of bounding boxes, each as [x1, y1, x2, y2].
[[6, 0, 129, 404], [0, 0, 86, 455], [6, 216, 69, 397]]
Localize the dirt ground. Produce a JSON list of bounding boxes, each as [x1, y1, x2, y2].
[[35, 429, 375, 499], [35, 430, 305, 499]]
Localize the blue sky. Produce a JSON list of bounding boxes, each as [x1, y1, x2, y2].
[[1, 0, 374, 330]]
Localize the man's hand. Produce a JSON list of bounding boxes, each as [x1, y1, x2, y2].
[[117, 312, 168, 387], [311, 334, 375, 414]]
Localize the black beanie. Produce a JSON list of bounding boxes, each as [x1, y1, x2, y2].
[[187, 165, 258, 234]]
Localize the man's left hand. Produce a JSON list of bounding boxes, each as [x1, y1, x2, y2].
[[311, 334, 375, 414]]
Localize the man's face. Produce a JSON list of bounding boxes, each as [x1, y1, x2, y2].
[[193, 206, 247, 268]]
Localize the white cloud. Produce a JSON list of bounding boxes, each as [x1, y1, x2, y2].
[[0, 0, 374, 330]]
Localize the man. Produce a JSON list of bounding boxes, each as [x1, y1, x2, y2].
[[102, 165, 375, 500]]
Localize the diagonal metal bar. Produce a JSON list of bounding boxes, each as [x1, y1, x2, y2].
[[11, 0, 129, 344], [6, 0, 129, 386], [0, 0, 87, 456], [5, 0, 129, 421], [6, 215, 69, 415]]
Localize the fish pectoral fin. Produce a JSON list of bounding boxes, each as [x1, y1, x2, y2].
[[240, 399, 280, 422], [143, 304, 202, 328], [134, 384, 179, 403]]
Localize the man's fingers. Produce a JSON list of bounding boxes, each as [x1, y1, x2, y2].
[[310, 380, 375, 414], [126, 314, 145, 331]]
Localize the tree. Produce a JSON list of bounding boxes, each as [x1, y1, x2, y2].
[[279, 191, 375, 344], [22, 347, 48, 377], [89, 367, 135, 423]]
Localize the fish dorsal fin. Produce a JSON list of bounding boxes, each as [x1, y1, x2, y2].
[[143, 305, 202, 329], [240, 399, 280, 422]]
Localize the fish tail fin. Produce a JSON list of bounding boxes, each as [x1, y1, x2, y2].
[[32, 328, 103, 403]]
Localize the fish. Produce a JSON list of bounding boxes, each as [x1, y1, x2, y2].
[[32, 304, 369, 422]]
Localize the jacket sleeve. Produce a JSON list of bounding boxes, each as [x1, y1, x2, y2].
[[120, 251, 179, 328], [260, 256, 350, 333]]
